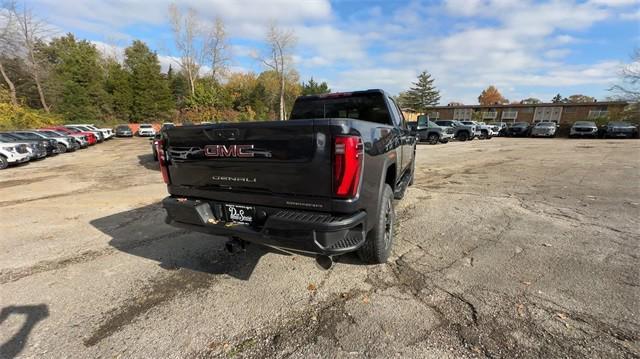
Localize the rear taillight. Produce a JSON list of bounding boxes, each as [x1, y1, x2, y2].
[[333, 136, 363, 198], [156, 139, 171, 184]]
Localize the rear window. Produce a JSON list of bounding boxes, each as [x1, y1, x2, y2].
[[290, 93, 392, 125], [140, 124, 152, 128]]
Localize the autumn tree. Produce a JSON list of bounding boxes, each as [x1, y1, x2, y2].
[[478, 85, 507, 105], [301, 77, 330, 96], [404, 70, 440, 112], [259, 22, 296, 120]]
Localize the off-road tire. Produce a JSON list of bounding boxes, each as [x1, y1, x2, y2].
[[479, 130, 488, 140], [0, 155, 8, 169], [458, 132, 469, 141], [427, 133, 439, 145], [358, 184, 395, 264]]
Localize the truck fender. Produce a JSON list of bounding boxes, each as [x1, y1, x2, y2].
[[372, 158, 397, 230]]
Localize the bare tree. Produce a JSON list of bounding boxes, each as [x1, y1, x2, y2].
[[206, 17, 229, 82], [610, 49, 640, 120], [168, 3, 203, 96], [259, 22, 296, 121], [12, 2, 50, 112], [610, 48, 640, 101], [0, 0, 18, 106]]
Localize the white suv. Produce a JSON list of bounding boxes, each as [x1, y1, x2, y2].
[[0, 143, 31, 169], [138, 124, 156, 137]]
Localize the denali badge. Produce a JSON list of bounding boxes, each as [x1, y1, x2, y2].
[[205, 144, 255, 157], [212, 175, 257, 183]]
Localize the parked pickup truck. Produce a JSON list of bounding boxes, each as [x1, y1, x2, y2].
[[159, 89, 416, 266]]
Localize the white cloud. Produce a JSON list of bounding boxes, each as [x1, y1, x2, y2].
[[39, 0, 634, 104], [620, 8, 640, 19], [32, 0, 332, 40], [588, 0, 639, 6]]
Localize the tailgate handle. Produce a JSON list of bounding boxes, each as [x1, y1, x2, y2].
[[204, 129, 240, 141]]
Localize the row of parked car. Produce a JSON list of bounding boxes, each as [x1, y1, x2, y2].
[[113, 123, 162, 137], [486, 120, 639, 139], [408, 117, 501, 144], [0, 124, 114, 170], [409, 116, 639, 144]]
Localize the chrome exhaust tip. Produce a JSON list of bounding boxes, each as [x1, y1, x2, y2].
[[315, 255, 334, 270]]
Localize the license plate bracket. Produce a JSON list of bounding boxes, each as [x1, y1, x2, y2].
[[224, 204, 255, 224]]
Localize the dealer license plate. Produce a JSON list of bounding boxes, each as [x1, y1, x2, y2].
[[224, 204, 255, 224]]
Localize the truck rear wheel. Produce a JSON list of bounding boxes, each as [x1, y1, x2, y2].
[[358, 184, 395, 264]]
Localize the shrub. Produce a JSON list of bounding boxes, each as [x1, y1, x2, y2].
[[0, 103, 64, 130]]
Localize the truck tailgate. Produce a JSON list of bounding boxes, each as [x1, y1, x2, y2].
[[164, 120, 332, 198]]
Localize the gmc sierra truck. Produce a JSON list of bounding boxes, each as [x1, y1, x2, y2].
[[158, 89, 416, 266]]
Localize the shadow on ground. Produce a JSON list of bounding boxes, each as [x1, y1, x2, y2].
[[90, 203, 277, 281], [137, 153, 159, 171], [0, 304, 49, 359]]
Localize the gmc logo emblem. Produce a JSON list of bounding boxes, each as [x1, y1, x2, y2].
[[204, 144, 255, 157]]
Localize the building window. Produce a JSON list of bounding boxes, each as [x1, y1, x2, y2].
[[453, 109, 472, 120], [502, 111, 518, 120], [588, 110, 608, 119], [533, 107, 562, 122], [482, 111, 497, 120]]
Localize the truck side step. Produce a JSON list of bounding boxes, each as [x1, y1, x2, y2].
[[393, 170, 412, 200]]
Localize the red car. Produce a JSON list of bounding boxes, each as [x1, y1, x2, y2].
[[42, 126, 97, 145]]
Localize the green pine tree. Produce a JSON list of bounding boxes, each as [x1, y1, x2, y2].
[[124, 40, 173, 121], [105, 60, 133, 121], [46, 34, 110, 122], [301, 77, 330, 96], [405, 70, 440, 112]]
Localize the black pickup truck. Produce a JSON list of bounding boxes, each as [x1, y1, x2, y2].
[[158, 89, 416, 265]]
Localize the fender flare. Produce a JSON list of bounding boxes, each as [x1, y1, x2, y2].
[[371, 157, 397, 231]]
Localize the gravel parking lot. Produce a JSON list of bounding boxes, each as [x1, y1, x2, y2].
[[1, 137, 638, 358]]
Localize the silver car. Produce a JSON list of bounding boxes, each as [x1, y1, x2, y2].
[[530, 122, 557, 137], [569, 121, 599, 138]]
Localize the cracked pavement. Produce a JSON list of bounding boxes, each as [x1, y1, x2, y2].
[[0, 137, 638, 358]]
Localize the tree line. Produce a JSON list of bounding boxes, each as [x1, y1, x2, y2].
[[0, 1, 331, 126]]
